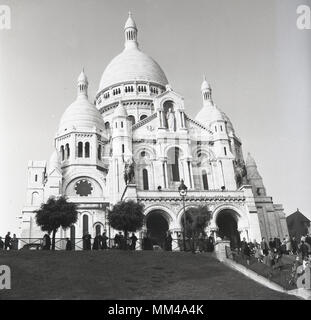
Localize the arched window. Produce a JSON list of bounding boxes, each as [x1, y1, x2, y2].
[[224, 147, 227, 156], [85, 142, 90, 158], [202, 170, 209, 190], [66, 143, 70, 159], [60, 145, 65, 161], [122, 144, 125, 154], [128, 115, 135, 125], [35, 174, 38, 182], [78, 142, 83, 158], [168, 147, 180, 182], [220, 125, 223, 132], [121, 121, 124, 128], [143, 169, 149, 190], [140, 114, 147, 121], [105, 122, 110, 130], [31, 192, 40, 205], [82, 214, 89, 236], [95, 224, 101, 236], [97, 144, 102, 160]]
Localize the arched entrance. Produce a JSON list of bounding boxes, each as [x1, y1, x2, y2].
[[216, 209, 240, 249], [146, 210, 169, 248]]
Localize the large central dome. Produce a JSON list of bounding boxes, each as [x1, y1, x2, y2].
[[98, 13, 168, 93], [99, 48, 168, 91]]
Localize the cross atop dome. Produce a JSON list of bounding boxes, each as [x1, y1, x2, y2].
[[124, 11, 138, 49]]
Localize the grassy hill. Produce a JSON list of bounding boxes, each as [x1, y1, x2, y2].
[[0, 250, 298, 300]]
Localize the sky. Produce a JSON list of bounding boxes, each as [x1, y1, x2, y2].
[[0, 0, 310, 236]]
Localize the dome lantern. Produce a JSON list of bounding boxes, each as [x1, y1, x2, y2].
[[77, 68, 88, 97], [124, 12, 138, 50], [201, 75, 213, 105]]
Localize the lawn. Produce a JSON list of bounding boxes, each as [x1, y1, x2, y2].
[[0, 250, 299, 300]]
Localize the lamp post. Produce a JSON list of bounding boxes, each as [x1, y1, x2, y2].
[[178, 179, 188, 251]]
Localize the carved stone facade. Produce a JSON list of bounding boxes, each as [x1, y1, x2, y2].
[[19, 13, 288, 247]]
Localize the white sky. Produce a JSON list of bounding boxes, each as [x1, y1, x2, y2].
[[0, 0, 310, 236]]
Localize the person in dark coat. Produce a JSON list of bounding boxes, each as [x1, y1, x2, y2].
[[291, 236, 298, 254], [198, 233, 205, 253], [240, 238, 250, 264], [42, 233, 51, 250], [92, 234, 101, 250], [65, 238, 72, 251], [4, 232, 12, 250], [101, 232, 108, 249], [130, 233, 138, 250], [240, 237, 247, 254], [114, 233, 120, 249], [164, 231, 172, 251], [274, 237, 281, 251], [207, 236, 214, 252], [119, 232, 126, 250], [0, 236, 4, 250], [269, 238, 274, 250], [83, 233, 91, 250], [260, 237, 269, 256]]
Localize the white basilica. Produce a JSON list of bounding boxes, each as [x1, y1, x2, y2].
[[20, 13, 288, 248]]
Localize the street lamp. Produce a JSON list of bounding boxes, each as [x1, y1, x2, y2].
[[178, 179, 188, 251]]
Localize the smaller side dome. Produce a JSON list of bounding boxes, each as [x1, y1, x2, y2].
[[113, 102, 128, 118], [58, 70, 105, 134], [195, 104, 224, 125], [209, 105, 224, 122]]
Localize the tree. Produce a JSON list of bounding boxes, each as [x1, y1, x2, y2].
[[183, 206, 212, 252], [108, 200, 144, 247], [35, 196, 78, 250]]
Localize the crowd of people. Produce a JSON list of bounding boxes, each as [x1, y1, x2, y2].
[[0, 232, 19, 250], [236, 234, 311, 269], [0, 230, 215, 252]]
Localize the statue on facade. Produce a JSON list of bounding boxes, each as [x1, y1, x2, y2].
[[124, 158, 135, 185], [166, 107, 175, 132], [234, 159, 247, 188]]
